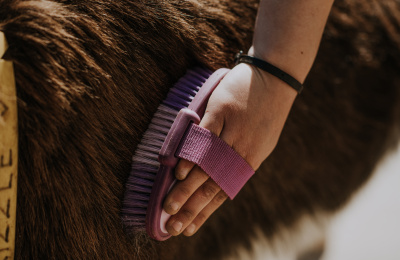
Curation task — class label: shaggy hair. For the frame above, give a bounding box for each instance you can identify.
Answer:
[0,0,399,259]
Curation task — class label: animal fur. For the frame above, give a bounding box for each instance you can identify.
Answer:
[0,0,399,259]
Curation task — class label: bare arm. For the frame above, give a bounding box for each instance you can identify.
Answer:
[251,0,334,83]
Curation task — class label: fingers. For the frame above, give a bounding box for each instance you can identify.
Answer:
[163,165,209,215]
[164,89,228,235]
[166,178,225,236]
[182,190,228,236]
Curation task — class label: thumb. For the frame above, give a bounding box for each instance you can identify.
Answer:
[199,105,225,137]
[174,93,226,180]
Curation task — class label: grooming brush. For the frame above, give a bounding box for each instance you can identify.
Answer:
[122,67,230,241]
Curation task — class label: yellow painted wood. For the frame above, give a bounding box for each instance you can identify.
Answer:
[0,32,18,260]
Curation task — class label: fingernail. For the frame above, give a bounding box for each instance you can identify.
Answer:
[172,221,183,233]
[169,202,179,212]
[186,224,196,234]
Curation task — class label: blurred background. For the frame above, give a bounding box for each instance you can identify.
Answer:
[322,143,400,260]
[233,143,400,260]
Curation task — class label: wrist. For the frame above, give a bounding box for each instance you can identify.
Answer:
[248,45,309,84]
[235,51,303,94]
[234,63,297,107]
[254,64,298,103]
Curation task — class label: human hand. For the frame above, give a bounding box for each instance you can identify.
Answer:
[163,62,297,236]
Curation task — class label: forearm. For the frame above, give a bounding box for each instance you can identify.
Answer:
[250,0,334,83]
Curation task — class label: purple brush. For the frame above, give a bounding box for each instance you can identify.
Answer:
[122,67,230,240]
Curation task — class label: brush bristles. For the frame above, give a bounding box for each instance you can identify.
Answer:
[122,67,212,232]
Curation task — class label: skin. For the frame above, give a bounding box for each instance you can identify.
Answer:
[163,0,335,237]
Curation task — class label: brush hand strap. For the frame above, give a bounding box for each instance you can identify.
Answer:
[175,123,255,199]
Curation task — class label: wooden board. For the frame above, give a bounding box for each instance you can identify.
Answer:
[0,32,18,260]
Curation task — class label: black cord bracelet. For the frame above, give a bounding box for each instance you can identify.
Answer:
[234,51,303,94]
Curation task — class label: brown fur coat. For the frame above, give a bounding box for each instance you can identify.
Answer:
[1,0,400,259]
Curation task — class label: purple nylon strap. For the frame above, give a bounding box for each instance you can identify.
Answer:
[176,123,255,199]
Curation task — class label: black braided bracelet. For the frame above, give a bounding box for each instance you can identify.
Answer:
[234,51,303,94]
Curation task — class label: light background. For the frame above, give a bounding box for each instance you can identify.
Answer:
[244,143,400,260]
[322,143,400,260]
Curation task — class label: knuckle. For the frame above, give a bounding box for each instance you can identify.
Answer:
[196,213,208,224]
[199,182,219,200]
[180,209,194,221]
[214,192,228,204]
[176,185,193,198]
